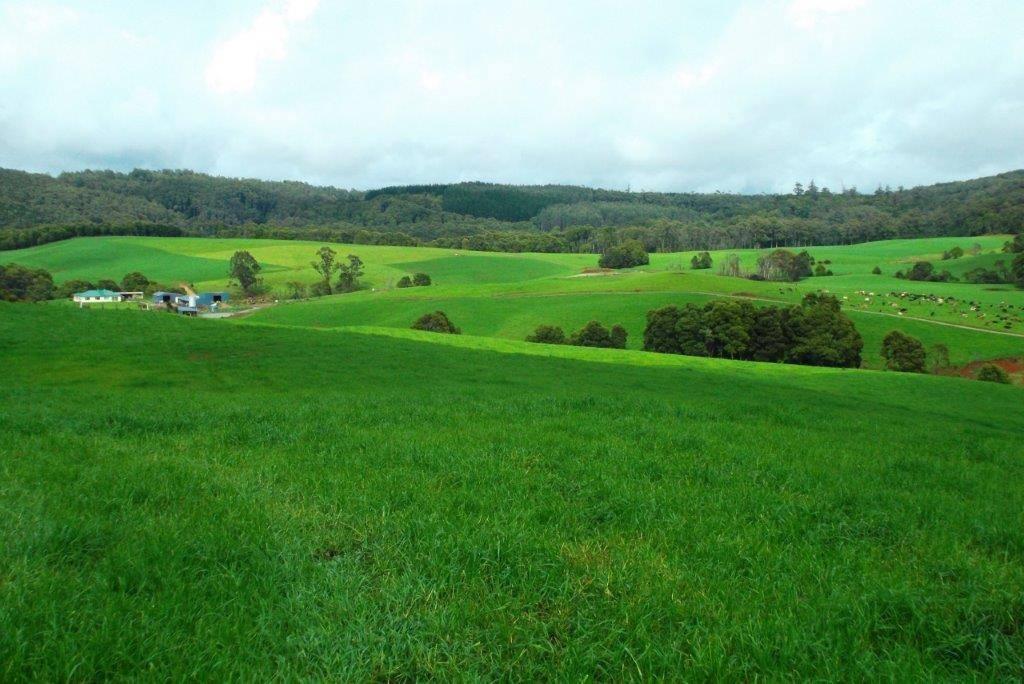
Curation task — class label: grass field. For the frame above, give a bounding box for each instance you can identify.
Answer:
[1,303,1023,679]
[2,234,1022,372]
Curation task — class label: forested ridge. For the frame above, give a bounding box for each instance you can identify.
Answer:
[2,167,1022,253]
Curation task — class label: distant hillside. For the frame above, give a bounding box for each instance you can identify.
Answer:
[0,169,181,227]
[1,167,1022,253]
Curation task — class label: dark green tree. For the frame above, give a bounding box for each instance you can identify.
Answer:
[412,311,460,334]
[881,330,927,372]
[526,325,566,344]
[598,239,649,269]
[702,300,754,359]
[674,304,710,357]
[976,364,1010,384]
[749,307,788,362]
[907,261,934,281]
[1012,253,1024,288]
[311,246,338,295]
[569,321,617,348]
[336,254,364,292]
[690,251,713,269]
[643,306,684,354]
[396,276,413,288]
[121,272,151,291]
[412,272,431,286]
[794,251,815,277]
[784,294,863,368]
[97,279,120,291]
[229,250,262,295]
[56,278,96,298]
[609,325,628,349]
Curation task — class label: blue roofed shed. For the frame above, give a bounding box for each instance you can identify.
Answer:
[196,292,229,306]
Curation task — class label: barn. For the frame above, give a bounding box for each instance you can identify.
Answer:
[152,291,185,305]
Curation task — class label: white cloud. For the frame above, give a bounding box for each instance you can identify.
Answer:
[0,2,78,67]
[204,0,320,95]
[1,0,1022,192]
[788,0,868,30]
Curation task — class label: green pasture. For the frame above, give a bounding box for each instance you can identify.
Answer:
[248,288,1023,368]
[3,235,1022,365]
[1,304,1022,679]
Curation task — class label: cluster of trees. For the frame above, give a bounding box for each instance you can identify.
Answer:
[691,252,712,269]
[55,272,180,299]
[598,239,649,269]
[903,238,1024,287]
[0,264,180,302]
[310,246,364,296]
[4,166,1023,256]
[526,321,627,349]
[397,273,431,288]
[0,263,54,301]
[895,261,955,282]
[963,261,1012,284]
[411,311,460,334]
[708,248,828,282]
[753,249,815,281]
[880,331,1014,383]
[232,246,370,299]
[643,294,863,368]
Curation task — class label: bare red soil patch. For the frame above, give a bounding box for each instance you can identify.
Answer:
[956,357,1024,381]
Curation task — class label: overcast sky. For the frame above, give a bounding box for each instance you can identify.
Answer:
[1,0,1022,193]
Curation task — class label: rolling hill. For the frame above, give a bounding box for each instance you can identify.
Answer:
[1,303,1022,679]
[3,234,1022,371]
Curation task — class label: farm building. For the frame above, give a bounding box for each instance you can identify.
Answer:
[196,292,229,307]
[152,290,229,314]
[73,289,122,306]
[152,291,185,305]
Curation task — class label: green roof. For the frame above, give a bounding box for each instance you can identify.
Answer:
[74,289,120,298]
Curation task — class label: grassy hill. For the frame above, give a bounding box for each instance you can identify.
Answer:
[4,234,1019,370]
[1,304,1022,678]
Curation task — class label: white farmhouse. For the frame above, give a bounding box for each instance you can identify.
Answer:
[72,289,123,307]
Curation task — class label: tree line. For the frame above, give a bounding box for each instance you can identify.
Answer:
[0,264,184,302]
[2,167,1022,255]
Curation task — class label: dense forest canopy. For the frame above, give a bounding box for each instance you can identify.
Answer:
[1,167,1022,253]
